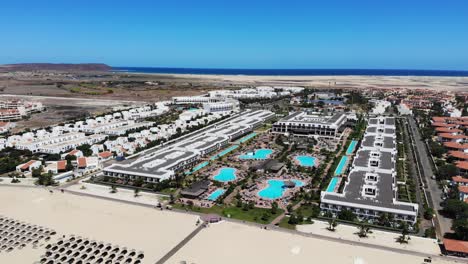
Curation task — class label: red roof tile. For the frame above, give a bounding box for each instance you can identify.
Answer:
[444,239,468,254]
[20,160,38,170]
[57,160,67,171]
[459,186,468,193]
[456,161,468,170]
[435,127,463,133]
[444,142,468,150]
[98,151,113,159]
[449,151,468,161]
[452,176,468,184]
[438,133,468,139]
[432,122,457,127]
[77,157,87,168]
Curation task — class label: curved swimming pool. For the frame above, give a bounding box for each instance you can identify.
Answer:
[213,167,237,182]
[295,155,316,167]
[258,179,304,200]
[207,188,225,201]
[239,149,273,160]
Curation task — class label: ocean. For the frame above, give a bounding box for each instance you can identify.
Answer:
[112,67,468,77]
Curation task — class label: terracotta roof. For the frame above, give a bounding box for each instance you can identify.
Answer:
[452,176,468,183]
[444,239,468,254]
[67,149,80,156]
[438,133,468,139]
[57,160,67,171]
[456,161,468,170]
[432,122,457,127]
[20,160,38,170]
[98,151,113,159]
[449,151,468,161]
[77,157,87,168]
[0,122,8,127]
[444,142,468,150]
[435,127,463,133]
[459,186,468,193]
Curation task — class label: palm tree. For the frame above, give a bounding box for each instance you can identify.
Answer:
[357,222,371,238]
[134,188,140,197]
[110,185,117,193]
[397,222,411,244]
[328,218,338,232]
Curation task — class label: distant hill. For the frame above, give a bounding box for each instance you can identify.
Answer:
[0,63,112,72]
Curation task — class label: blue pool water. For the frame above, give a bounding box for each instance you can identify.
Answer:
[188,108,199,111]
[207,189,225,201]
[185,161,209,175]
[295,155,316,167]
[210,145,239,161]
[237,132,257,144]
[346,140,358,155]
[334,156,348,175]
[239,149,273,160]
[258,179,304,199]
[326,177,340,192]
[213,167,237,182]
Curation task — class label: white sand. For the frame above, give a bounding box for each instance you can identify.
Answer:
[297,220,441,255]
[163,74,468,91]
[0,186,198,263]
[66,181,166,206]
[0,186,462,264]
[169,222,457,264]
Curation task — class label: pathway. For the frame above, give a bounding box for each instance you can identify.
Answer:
[154,224,206,264]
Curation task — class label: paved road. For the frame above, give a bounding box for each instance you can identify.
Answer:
[407,117,453,237]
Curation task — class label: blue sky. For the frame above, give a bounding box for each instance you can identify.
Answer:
[1,0,468,70]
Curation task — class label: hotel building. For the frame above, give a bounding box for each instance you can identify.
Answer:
[271,112,347,139]
[320,117,419,225]
[103,110,275,182]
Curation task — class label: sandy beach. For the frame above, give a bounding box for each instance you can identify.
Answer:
[168,221,457,264]
[0,186,198,263]
[0,185,464,264]
[161,73,468,92]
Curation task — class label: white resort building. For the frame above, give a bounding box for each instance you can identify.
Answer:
[272,112,348,140]
[320,117,419,225]
[103,110,275,182]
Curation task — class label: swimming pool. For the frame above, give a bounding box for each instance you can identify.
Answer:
[188,108,199,111]
[346,140,358,155]
[326,177,340,192]
[295,155,316,167]
[236,132,257,144]
[334,156,348,175]
[213,167,237,182]
[210,145,239,161]
[239,149,273,160]
[185,161,209,175]
[207,189,225,201]
[258,179,304,199]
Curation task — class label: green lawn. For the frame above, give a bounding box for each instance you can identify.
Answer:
[278,216,296,230]
[173,204,283,224]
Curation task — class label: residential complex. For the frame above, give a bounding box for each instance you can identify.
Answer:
[0,99,44,121]
[321,116,419,224]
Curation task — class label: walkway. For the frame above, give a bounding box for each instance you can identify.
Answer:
[155,224,206,264]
